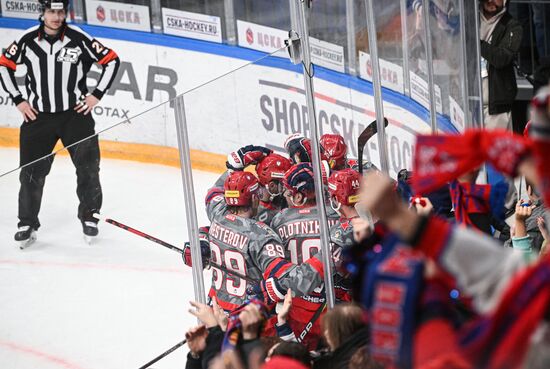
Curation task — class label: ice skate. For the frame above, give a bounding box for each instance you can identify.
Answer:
[82,221,99,244]
[15,226,37,249]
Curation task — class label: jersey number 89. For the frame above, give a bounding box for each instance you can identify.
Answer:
[210,242,247,297]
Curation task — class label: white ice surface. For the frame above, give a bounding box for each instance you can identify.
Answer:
[0,147,217,369]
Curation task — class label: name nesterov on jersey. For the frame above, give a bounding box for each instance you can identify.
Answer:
[210,223,249,250]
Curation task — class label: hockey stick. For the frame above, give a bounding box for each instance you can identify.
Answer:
[138,338,187,369]
[296,273,346,342]
[358,118,388,175]
[95,215,255,283]
[297,301,326,343]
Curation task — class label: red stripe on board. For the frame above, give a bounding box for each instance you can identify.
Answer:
[0,339,93,369]
[313,92,337,104]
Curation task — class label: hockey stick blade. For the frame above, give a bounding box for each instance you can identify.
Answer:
[358,118,388,175]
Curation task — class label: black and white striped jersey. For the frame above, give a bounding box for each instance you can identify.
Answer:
[0,22,120,113]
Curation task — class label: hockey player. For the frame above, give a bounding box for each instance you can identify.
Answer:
[284,134,312,164]
[225,144,291,224]
[283,133,338,221]
[204,170,326,313]
[255,153,292,224]
[270,162,340,349]
[320,134,350,170]
[326,168,374,304]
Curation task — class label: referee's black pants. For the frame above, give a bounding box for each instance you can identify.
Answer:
[18,110,102,229]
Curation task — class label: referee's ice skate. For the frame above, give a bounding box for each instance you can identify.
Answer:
[14,225,37,249]
[82,221,99,244]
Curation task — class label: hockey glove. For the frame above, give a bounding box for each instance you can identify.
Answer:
[246,277,286,304]
[183,226,211,269]
[226,145,272,171]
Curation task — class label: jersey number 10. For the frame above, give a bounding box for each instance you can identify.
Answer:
[288,238,321,264]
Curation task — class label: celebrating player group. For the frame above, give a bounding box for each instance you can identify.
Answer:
[181,132,375,349]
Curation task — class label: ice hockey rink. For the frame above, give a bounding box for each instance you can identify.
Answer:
[0,147,217,369]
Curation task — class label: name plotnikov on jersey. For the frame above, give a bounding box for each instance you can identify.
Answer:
[277,220,320,239]
[210,223,248,250]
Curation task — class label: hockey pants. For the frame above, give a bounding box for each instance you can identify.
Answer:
[18,110,102,229]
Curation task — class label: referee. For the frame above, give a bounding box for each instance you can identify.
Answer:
[0,0,120,246]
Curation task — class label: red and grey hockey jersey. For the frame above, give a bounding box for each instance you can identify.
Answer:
[270,206,340,349]
[205,184,325,312]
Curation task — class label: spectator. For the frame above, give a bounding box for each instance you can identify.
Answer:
[505,184,546,253]
[537,216,550,256]
[479,0,523,130]
[268,341,312,368]
[185,300,226,369]
[347,347,384,369]
[531,3,550,61]
[313,304,370,369]
[508,200,537,261]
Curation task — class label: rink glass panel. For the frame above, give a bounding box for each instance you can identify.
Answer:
[0,98,195,248]
[181,52,341,303]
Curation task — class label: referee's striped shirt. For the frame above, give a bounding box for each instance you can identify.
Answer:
[0,22,120,113]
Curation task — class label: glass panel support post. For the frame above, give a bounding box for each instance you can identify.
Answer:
[295,0,336,309]
[364,0,390,173]
[224,0,237,45]
[421,0,439,133]
[174,95,207,305]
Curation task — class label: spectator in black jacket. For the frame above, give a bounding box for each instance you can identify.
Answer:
[480,0,522,130]
[185,300,227,369]
[313,304,380,369]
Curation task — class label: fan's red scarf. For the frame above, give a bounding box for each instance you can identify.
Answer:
[449,181,491,228]
[413,130,531,195]
[460,254,550,369]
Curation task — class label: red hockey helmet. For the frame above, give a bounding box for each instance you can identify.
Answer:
[284,134,312,164]
[320,134,347,169]
[256,153,292,186]
[224,171,260,206]
[328,168,361,206]
[284,162,316,199]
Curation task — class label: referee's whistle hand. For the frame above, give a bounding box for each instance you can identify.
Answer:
[16,101,38,122]
[75,95,99,115]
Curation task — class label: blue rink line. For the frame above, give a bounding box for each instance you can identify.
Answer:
[0,17,457,134]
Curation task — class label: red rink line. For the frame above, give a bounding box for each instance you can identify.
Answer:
[0,340,92,369]
[0,259,187,274]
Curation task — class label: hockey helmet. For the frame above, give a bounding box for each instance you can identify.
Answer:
[284,134,312,164]
[328,168,361,207]
[256,153,292,186]
[283,162,316,200]
[39,0,69,11]
[224,171,260,206]
[320,134,347,169]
